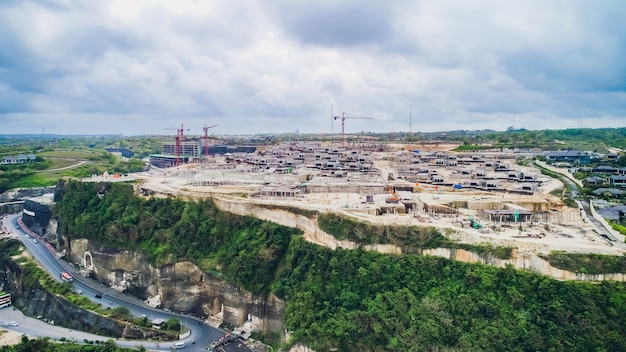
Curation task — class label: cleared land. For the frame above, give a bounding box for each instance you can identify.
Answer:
[117,142,625,261]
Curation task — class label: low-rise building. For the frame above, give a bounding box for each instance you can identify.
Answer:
[545,150,591,164]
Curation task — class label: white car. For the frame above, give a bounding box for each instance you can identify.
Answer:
[10,321,18,327]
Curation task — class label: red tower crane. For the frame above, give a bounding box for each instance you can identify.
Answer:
[202,124,218,157]
[333,112,374,146]
[164,124,190,166]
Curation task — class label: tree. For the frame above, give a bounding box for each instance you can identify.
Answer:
[164,318,181,331]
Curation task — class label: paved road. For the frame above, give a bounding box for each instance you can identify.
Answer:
[34,160,89,173]
[2,213,254,352]
[536,161,623,245]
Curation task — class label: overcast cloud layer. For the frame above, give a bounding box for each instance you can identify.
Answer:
[1,0,625,136]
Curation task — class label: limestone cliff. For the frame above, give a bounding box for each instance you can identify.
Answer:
[0,186,55,203]
[1,248,172,340]
[66,238,285,334]
[22,199,60,245]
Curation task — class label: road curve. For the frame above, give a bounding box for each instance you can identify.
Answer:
[2,213,254,352]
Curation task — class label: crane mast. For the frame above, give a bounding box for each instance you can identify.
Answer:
[164,124,190,166]
[202,124,218,157]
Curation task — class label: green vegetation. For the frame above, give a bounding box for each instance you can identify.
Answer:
[534,162,578,208]
[318,213,514,259]
[9,164,105,189]
[257,204,319,218]
[540,251,626,275]
[0,239,161,333]
[456,243,514,260]
[609,221,626,236]
[0,148,145,192]
[51,182,626,351]
[452,127,626,151]
[452,144,492,152]
[37,150,101,160]
[107,136,171,159]
[0,335,140,352]
[163,318,181,332]
[55,181,298,295]
[318,213,448,247]
[275,238,626,351]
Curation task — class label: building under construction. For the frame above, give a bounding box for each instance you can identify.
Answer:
[150,138,258,168]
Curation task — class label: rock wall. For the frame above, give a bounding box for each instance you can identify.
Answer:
[211,195,626,282]
[30,187,626,344]
[0,186,55,203]
[2,252,124,337]
[22,199,56,240]
[212,196,356,251]
[66,238,285,334]
[0,201,23,215]
[289,345,316,352]
[1,249,174,340]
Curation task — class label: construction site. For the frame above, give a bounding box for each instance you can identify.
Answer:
[77,122,626,274]
[73,123,611,265]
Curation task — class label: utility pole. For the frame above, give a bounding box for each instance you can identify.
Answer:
[409,106,412,134]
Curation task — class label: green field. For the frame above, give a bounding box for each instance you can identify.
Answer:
[9,165,101,188]
[37,150,99,159]
[1,147,145,192]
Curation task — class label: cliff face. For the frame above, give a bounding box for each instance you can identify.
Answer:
[0,186,56,203]
[1,249,175,340]
[0,187,56,215]
[22,199,53,235]
[67,238,285,333]
[2,253,124,337]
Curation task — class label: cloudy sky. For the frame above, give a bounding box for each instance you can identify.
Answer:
[1,0,625,136]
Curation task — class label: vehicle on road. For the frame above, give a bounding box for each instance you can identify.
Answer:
[1,322,8,327]
[60,272,73,283]
[10,321,18,326]
[95,293,102,299]
[174,341,186,349]
[75,289,82,294]
[32,239,37,243]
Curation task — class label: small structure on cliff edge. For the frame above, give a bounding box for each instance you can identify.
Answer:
[151,318,166,329]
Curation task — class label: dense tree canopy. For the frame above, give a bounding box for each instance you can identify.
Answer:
[54,181,626,351]
[54,181,297,294]
[273,238,626,351]
[0,336,138,352]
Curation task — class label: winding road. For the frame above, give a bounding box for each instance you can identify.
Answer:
[1,213,254,352]
[535,161,624,245]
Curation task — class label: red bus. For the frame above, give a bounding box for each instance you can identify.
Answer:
[60,272,73,283]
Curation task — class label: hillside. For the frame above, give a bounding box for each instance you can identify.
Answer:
[53,181,626,351]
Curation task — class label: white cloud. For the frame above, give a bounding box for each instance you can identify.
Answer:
[0,0,624,135]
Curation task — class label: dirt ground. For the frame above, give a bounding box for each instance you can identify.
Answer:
[0,329,23,347]
[117,148,626,258]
